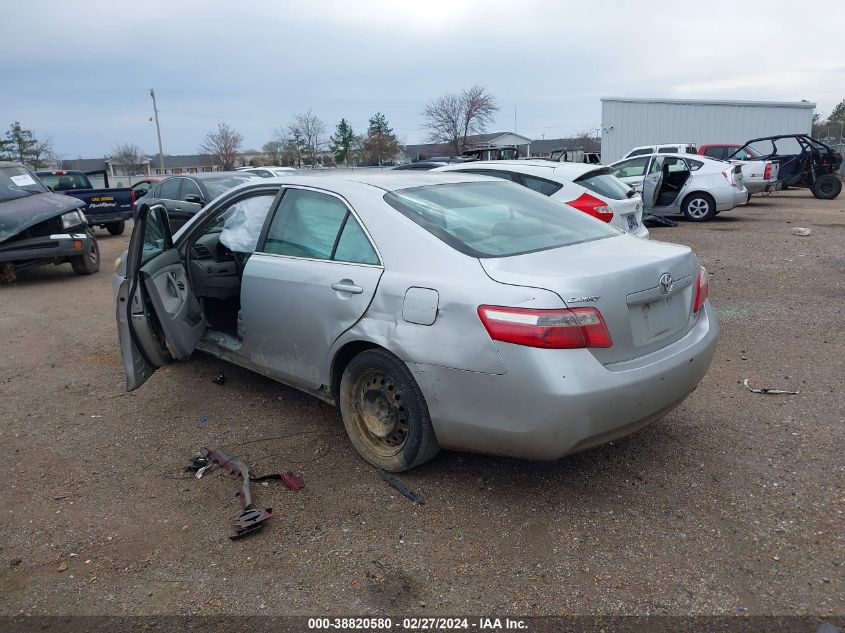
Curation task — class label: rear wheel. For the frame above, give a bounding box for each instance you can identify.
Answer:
[107,221,126,236]
[811,174,842,200]
[71,233,100,275]
[681,192,716,222]
[339,348,439,472]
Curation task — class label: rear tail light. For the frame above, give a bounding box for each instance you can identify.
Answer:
[565,193,613,223]
[721,167,740,187]
[764,162,772,181]
[693,266,709,315]
[130,189,136,211]
[477,305,612,349]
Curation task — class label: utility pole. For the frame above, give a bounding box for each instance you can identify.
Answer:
[149,89,165,173]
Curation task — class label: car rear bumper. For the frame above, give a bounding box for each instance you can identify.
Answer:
[0,231,91,264]
[86,210,132,224]
[408,302,719,461]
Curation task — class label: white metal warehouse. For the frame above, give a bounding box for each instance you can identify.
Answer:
[600,97,816,162]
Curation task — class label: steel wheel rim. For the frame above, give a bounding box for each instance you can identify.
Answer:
[88,242,98,264]
[820,181,834,195]
[349,370,408,457]
[687,198,709,218]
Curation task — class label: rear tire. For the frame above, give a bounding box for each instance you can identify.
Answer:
[811,174,842,200]
[71,233,100,275]
[107,221,126,236]
[339,348,439,472]
[681,192,716,222]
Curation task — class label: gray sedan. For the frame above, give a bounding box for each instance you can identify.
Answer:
[115,173,719,471]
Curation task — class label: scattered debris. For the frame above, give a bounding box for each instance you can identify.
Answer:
[200,447,274,540]
[251,471,305,491]
[791,227,812,236]
[642,213,679,228]
[376,468,425,505]
[212,370,226,386]
[743,378,800,395]
[185,457,210,474]
[199,415,209,425]
[0,263,15,285]
[9,558,21,568]
[57,562,67,572]
[195,464,212,479]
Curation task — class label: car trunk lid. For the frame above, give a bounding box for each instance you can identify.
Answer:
[479,235,700,364]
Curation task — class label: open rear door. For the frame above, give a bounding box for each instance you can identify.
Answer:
[640,156,664,210]
[115,204,205,391]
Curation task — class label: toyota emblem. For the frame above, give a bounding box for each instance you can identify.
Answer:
[658,273,674,295]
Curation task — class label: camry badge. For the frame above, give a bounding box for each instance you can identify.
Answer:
[658,273,674,295]
[568,295,601,303]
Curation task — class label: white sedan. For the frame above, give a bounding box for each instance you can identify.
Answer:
[608,154,748,222]
[434,160,649,238]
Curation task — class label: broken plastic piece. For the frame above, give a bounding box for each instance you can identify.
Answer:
[743,378,799,395]
[376,468,425,505]
[230,507,273,540]
[642,213,678,228]
[212,370,226,385]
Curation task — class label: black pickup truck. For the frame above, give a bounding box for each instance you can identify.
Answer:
[36,169,134,235]
[0,162,100,281]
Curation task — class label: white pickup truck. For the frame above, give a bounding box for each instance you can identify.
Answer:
[697,144,779,200]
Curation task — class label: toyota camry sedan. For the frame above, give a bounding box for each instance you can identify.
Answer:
[115,172,719,471]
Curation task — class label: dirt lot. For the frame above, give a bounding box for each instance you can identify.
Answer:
[0,190,843,617]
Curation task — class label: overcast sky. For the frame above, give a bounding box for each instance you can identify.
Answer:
[2,0,843,159]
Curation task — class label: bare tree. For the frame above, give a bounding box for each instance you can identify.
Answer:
[286,109,326,166]
[199,122,243,170]
[111,142,145,176]
[262,139,285,165]
[422,86,499,155]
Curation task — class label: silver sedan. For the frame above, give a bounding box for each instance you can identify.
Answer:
[115,173,719,471]
[609,153,748,221]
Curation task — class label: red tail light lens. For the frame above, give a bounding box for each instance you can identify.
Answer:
[565,193,613,223]
[478,305,613,349]
[693,266,709,315]
[763,162,772,181]
[130,189,136,211]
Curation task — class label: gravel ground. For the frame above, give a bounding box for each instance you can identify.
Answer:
[0,190,843,617]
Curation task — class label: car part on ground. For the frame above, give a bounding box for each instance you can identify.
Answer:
[728,135,842,199]
[199,446,274,540]
[375,468,426,504]
[742,378,800,395]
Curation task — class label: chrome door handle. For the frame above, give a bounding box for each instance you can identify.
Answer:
[331,282,363,294]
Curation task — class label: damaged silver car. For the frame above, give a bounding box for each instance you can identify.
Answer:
[115,173,718,471]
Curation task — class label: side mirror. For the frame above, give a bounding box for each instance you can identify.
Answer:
[184,194,202,204]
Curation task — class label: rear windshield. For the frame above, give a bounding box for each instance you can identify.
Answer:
[204,176,255,199]
[383,181,618,258]
[573,169,632,200]
[0,165,48,202]
[38,172,91,190]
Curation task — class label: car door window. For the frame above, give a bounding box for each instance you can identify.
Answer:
[462,169,518,182]
[181,178,202,201]
[612,157,649,178]
[704,147,725,159]
[333,216,379,265]
[648,157,664,174]
[665,157,688,172]
[141,206,171,266]
[519,174,562,196]
[262,189,349,260]
[159,178,181,200]
[658,146,677,153]
[627,148,653,157]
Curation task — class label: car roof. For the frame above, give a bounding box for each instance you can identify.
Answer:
[164,171,253,180]
[436,159,600,179]
[235,171,497,193]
